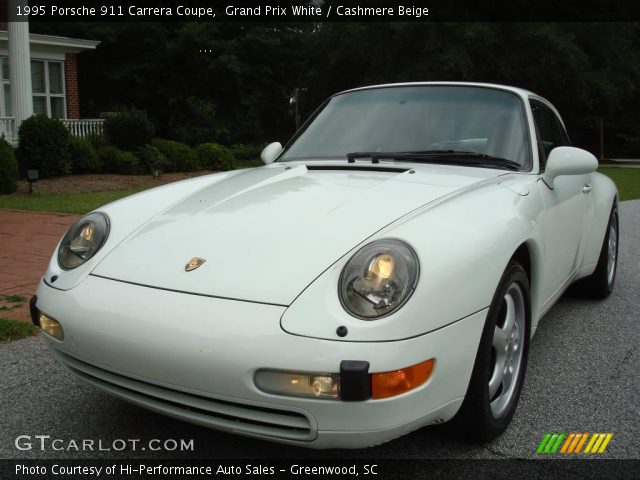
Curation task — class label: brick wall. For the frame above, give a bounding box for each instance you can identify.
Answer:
[65,53,80,119]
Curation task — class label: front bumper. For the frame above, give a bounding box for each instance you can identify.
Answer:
[35,275,485,449]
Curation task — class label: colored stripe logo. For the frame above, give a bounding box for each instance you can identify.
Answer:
[537,433,613,454]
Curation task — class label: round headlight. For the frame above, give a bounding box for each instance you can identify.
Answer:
[339,239,419,319]
[58,212,110,270]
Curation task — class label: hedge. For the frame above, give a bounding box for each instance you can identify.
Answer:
[69,137,102,174]
[104,111,154,151]
[0,138,18,194]
[196,143,235,171]
[17,115,70,178]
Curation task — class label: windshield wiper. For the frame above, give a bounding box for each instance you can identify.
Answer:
[346,150,521,171]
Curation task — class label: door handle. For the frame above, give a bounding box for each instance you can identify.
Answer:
[582,184,592,194]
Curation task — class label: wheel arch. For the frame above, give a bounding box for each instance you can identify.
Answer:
[510,239,545,337]
[580,172,619,270]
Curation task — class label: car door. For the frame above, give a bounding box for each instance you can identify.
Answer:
[532,100,589,303]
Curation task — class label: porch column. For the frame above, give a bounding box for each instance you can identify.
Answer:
[8,0,33,137]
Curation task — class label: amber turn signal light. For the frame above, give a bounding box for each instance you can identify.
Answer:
[371,359,434,399]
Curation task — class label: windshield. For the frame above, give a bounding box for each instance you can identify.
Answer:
[281,86,531,169]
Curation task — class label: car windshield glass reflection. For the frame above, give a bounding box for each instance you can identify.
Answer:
[281,86,530,169]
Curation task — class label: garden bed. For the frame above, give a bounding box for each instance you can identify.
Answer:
[10,171,213,195]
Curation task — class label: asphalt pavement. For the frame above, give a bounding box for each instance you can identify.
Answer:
[1,201,638,461]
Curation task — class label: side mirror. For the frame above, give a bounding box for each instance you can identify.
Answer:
[544,146,598,187]
[260,142,283,164]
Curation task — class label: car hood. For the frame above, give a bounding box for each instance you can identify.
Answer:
[93,163,503,305]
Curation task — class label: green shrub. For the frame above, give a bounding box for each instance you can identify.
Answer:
[97,145,121,173]
[97,145,144,175]
[152,139,199,172]
[86,132,107,150]
[136,145,168,174]
[17,115,70,177]
[68,137,102,174]
[230,144,262,161]
[0,138,18,194]
[104,111,154,151]
[114,151,143,175]
[234,157,264,169]
[196,143,235,171]
[230,144,263,169]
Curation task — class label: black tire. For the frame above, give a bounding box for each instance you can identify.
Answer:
[449,260,531,441]
[574,205,618,299]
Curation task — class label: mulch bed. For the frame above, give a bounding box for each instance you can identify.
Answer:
[12,171,214,195]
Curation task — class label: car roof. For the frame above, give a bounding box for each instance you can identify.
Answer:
[337,81,538,100]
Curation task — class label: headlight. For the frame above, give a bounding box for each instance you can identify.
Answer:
[39,313,64,341]
[58,212,110,270]
[339,239,419,319]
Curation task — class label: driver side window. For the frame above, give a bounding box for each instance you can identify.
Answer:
[530,101,569,169]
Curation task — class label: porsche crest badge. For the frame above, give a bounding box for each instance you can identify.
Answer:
[185,257,206,272]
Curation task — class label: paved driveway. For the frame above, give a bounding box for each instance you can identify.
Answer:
[0,201,638,460]
[0,210,79,320]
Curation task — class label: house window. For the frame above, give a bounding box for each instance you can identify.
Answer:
[0,57,10,117]
[32,59,66,119]
[0,57,66,119]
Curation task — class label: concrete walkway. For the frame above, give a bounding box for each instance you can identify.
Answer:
[0,210,79,321]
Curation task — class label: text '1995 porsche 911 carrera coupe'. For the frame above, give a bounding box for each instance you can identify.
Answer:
[32,83,618,448]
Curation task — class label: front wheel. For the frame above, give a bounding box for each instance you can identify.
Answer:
[450,260,531,441]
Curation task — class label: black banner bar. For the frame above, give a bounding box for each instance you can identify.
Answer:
[2,459,640,480]
[3,0,640,23]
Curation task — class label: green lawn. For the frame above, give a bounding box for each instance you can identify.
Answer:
[598,167,640,201]
[0,167,637,215]
[0,317,38,342]
[0,188,146,215]
[0,295,26,313]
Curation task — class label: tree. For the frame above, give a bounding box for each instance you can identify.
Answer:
[31,21,640,157]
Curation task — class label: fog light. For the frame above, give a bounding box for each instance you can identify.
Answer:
[255,370,340,399]
[39,313,64,341]
[371,359,434,399]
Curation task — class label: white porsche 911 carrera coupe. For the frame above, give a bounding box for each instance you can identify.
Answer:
[32,82,618,448]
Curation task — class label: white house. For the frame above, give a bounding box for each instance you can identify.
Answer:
[0,13,103,144]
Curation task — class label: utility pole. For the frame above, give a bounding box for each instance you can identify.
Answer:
[292,87,307,130]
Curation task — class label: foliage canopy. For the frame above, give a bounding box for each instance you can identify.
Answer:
[32,21,640,157]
